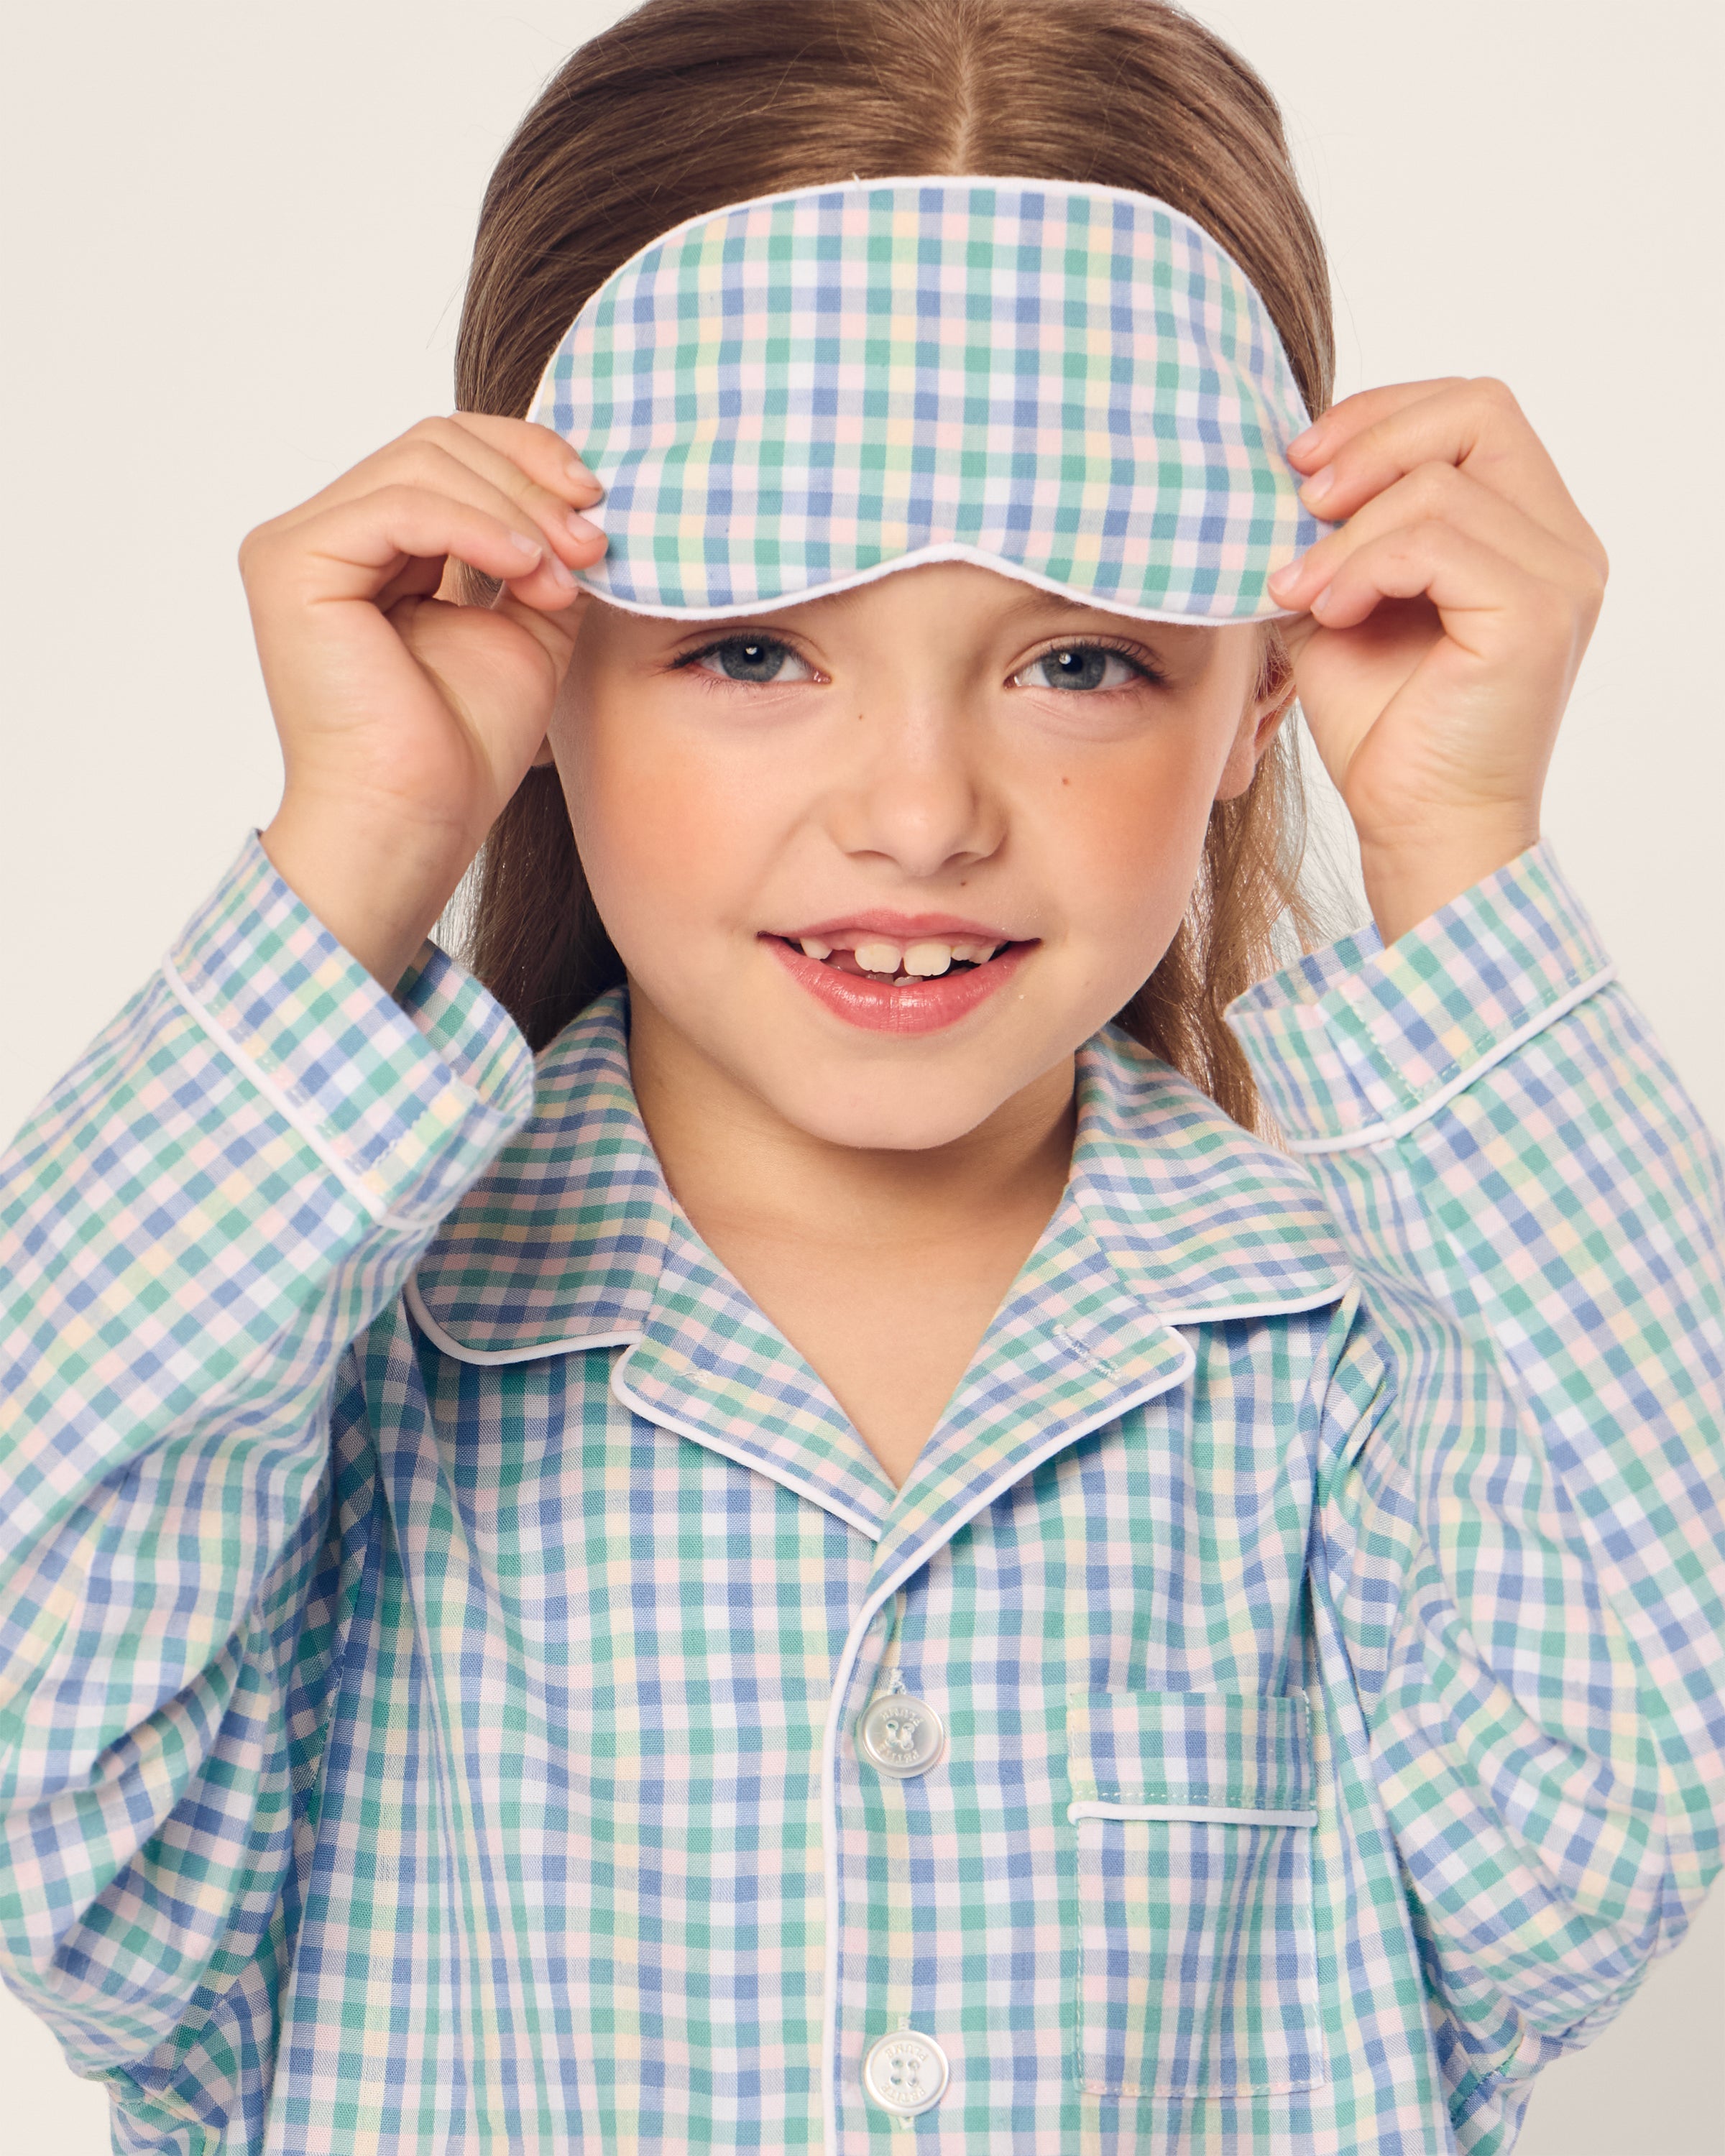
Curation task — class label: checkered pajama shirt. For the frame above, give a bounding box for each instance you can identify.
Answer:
[1,834,1721,2154]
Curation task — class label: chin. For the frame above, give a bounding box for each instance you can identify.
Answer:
[755,1051,1048,1153]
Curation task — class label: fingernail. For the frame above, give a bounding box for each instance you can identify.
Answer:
[547,555,577,588]
[508,530,542,556]
[566,511,603,540]
[1301,464,1336,508]
[1310,581,1334,615]
[1288,424,1320,454]
[1267,561,1300,599]
[566,457,602,494]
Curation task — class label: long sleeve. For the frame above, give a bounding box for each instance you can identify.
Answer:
[1227,841,1725,2121]
[0,831,535,2081]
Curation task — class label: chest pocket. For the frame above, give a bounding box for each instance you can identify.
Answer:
[1066,1689,1325,2102]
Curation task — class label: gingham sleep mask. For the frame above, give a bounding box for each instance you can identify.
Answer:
[526,175,1329,623]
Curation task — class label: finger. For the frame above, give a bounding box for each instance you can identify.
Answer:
[1269,460,1604,617]
[247,483,584,612]
[489,579,592,673]
[1287,379,1467,466]
[1274,609,1322,667]
[377,433,608,580]
[442,411,604,505]
[263,413,604,547]
[266,426,607,586]
[413,415,607,559]
[1292,379,1604,567]
[373,549,449,613]
[1304,518,1575,661]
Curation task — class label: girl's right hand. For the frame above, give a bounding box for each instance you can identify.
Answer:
[243,414,603,989]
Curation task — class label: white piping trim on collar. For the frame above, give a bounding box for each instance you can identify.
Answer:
[402,1271,642,1366]
[402,1269,1353,1368]
[1109,1280,1353,1327]
[816,1331,1197,2155]
[1286,964,1616,1156]
[610,1348,887,1544]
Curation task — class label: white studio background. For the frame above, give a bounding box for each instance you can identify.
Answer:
[1,3,1721,2150]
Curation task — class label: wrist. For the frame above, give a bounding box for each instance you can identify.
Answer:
[259,798,472,991]
[1358,820,1540,946]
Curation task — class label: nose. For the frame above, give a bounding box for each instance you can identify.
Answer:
[823,695,1006,880]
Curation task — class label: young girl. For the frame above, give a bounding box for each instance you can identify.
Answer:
[3,3,1721,2152]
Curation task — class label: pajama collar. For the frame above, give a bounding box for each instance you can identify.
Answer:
[407,989,1351,1374]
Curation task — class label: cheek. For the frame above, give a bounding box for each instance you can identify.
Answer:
[569,726,702,927]
[1051,735,1225,948]
[561,701,786,954]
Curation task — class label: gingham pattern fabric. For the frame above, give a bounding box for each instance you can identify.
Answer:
[2,834,1722,2156]
[526,177,1330,622]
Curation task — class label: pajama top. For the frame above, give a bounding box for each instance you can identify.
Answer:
[1,831,1722,2156]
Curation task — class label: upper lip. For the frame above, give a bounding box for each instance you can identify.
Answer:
[769,910,1030,944]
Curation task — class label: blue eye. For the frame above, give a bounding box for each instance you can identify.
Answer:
[686,636,813,684]
[1016,646,1145,691]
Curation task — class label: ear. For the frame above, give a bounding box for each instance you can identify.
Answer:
[1213,632,1297,802]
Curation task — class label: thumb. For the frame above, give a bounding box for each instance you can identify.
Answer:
[491,579,590,688]
[1276,610,1320,664]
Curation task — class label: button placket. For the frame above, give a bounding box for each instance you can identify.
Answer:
[845,1590,953,2124]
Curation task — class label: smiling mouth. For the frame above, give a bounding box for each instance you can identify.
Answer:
[765,931,1017,984]
[762,927,1034,1034]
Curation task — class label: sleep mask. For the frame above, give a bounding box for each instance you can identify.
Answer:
[526,174,1328,623]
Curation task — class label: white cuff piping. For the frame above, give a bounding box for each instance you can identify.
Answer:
[1284,964,1616,1156]
[160,952,466,1237]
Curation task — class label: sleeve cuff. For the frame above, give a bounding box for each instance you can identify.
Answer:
[163,831,538,1226]
[1225,840,1617,1146]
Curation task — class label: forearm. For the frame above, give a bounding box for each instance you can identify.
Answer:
[1233,841,1725,1929]
[0,831,535,2053]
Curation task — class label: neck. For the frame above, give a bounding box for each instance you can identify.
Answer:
[626,990,1078,1263]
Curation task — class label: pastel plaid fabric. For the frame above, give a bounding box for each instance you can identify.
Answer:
[526,177,1329,622]
[2,836,1724,2155]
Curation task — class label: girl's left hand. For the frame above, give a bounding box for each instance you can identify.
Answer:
[1266,377,1608,944]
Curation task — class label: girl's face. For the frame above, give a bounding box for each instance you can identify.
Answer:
[543,563,1287,1151]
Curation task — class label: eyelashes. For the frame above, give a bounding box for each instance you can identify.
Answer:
[670,631,1167,692]
[671,636,818,686]
[1009,644,1163,693]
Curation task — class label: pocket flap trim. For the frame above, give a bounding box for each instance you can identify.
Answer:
[1067,1799,1317,1827]
[1066,1687,1314,1816]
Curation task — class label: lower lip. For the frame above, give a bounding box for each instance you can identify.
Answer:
[764,938,1032,1035]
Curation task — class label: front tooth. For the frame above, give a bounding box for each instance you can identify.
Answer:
[852,939,903,976]
[951,941,998,964]
[903,941,953,977]
[799,936,832,960]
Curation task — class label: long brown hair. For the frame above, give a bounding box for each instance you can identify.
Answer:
[451,0,1336,1130]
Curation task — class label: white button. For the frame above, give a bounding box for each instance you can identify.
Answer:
[862,2027,949,2115]
[858,1692,946,1778]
